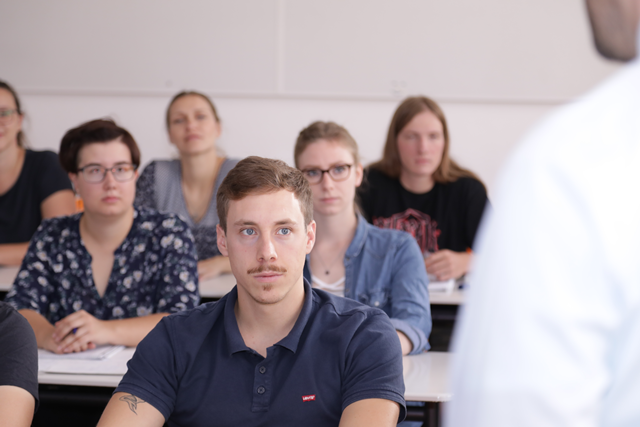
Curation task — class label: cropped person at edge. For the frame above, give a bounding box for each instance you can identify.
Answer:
[0,80,75,266]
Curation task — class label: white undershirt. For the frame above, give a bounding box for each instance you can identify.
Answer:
[311,274,345,297]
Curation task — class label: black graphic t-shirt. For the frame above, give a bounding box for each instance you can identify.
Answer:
[358,168,489,253]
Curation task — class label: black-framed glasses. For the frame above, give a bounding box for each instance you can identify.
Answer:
[0,109,17,124]
[77,164,137,183]
[301,164,352,184]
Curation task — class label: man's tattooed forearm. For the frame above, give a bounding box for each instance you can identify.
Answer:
[120,394,146,415]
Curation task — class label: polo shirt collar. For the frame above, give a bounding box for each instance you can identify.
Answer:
[275,278,314,353]
[223,287,247,355]
[345,213,368,259]
[223,279,315,356]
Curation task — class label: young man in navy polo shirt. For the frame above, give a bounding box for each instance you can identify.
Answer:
[97,156,406,427]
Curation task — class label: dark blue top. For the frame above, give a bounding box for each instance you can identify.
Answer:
[0,302,39,410]
[116,280,406,426]
[304,214,431,354]
[0,149,72,244]
[5,207,199,323]
[358,169,489,253]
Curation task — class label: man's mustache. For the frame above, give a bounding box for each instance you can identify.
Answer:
[247,265,287,275]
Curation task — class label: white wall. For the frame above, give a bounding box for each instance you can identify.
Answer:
[1,0,621,194]
[19,94,555,193]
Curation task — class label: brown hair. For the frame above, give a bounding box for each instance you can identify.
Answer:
[165,91,220,129]
[370,96,484,189]
[0,80,25,147]
[294,121,360,167]
[59,119,141,173]
[217,156,314,232]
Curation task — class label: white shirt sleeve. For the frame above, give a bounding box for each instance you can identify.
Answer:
[446,61,640,427]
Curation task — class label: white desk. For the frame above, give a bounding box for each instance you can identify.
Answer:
[404,352,451,402]
[4,266,462,307]
[428,289,464,305]
[0,266,18,292]
[202,273,464,305]
[39,372,121,388]
[199,273,236,299]
[0,267,232,298]
[0,267,234,297]
[38,347,135,388]
[38,349,452,403]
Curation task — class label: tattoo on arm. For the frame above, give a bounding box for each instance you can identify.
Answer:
[119,394,147,415]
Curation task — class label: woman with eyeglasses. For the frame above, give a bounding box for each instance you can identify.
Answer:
[0,80,76,266]
[358,96,489,282]
[5,119,199,354]
[135,91,238,280]
[294,121,431,355]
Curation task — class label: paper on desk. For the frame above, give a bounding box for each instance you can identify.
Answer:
[38,347,134,375]
[39,358,129,375]
[38,345,125,360]
[427,278,455,293]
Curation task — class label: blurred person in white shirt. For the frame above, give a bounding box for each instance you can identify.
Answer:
[447,1,640,426]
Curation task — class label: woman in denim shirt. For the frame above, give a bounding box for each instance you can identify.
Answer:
[295,121,431,355]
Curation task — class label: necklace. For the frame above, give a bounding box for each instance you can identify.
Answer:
[314,245,348,275]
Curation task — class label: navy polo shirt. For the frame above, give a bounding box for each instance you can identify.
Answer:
[116,280,406,426]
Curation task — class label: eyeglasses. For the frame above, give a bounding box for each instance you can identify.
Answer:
[0,109,18,125]
[77,164,137,183]
[301,164,352,184]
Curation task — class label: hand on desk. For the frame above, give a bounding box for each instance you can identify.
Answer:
[52,310,108,353]
[18,309,95,354]
[424,250,471,281]
[20,308,168,353]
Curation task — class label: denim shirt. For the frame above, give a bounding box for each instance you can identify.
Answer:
[304,214,431,354]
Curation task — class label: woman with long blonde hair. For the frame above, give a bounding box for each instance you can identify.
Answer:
[359,96,489,281]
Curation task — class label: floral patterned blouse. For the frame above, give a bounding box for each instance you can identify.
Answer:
[5,207,200,323]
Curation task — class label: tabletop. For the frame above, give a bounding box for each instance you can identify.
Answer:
[0,266,18,292]
[38,348,452,403]
[2,267,464,304]
[201,273,464,305]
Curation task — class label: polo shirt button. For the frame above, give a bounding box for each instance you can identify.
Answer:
[374,301,380,307]
[259,366,266,374]
[257,386,266,394]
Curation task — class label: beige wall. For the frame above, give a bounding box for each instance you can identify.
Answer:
[1,0,621,194]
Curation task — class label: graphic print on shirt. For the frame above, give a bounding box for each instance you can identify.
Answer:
[373,208,440,253]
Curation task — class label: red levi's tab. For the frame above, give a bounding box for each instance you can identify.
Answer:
[302,395,316,402]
